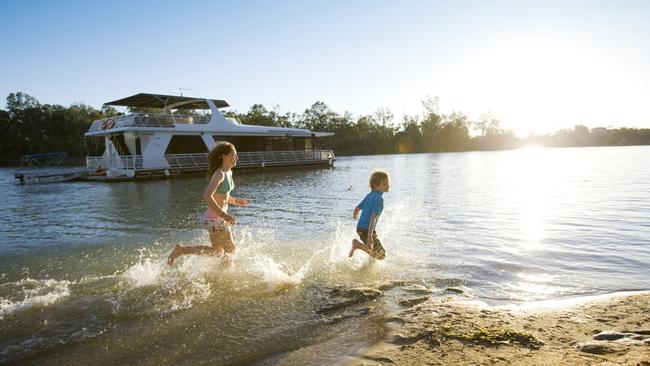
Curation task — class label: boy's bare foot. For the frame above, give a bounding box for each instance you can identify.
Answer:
[349,239,361,257]
[167,244,184,267]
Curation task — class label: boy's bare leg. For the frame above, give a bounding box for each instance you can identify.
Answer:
[349,239,374,257]
[349,239,363,257]
[349,240,384,260]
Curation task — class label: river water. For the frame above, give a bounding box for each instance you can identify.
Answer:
[1,146,649,364]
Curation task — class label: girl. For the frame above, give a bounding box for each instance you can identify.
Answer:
[167,142,248,267]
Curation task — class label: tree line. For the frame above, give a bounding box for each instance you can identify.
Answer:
[1,92,649,166]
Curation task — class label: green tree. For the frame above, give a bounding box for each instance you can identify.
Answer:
[299,101,338,131]
[421,113,442,152]
[6,92,40,118]
[475,112,502,137]
[420,97,443,152]
[439,111,470,151]
[237,104,285,127]
[372,107,394,127]
[395,115,422,153]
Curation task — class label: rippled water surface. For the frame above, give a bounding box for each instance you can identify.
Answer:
[1,146,649,364]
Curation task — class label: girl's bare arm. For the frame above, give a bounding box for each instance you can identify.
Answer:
[228,196,249,206]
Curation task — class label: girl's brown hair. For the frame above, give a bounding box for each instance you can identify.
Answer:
[369,170,389,189]
[207,142,235,178]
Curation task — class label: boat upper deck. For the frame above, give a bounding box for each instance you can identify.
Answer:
[86,92,334,138]
[87,113,211,133]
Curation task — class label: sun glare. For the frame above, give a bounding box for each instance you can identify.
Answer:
[520,143,541,150]
[511,148,548,251]
[451,32,611,136]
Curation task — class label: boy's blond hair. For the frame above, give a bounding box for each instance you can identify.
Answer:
[369,170,389,189]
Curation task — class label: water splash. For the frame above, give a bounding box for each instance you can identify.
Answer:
[0,278,72,319]
[121,250,166,288]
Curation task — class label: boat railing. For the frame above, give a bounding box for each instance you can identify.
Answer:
[118,155,144,170]
[86,155,143,170]
[86,156,107,170]
[88,113,211,132]
[87,150,334,171]
[236,150,334,166]
[165,153,209,169]
[165,150,335,169]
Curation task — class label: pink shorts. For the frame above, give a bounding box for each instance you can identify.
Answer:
[204,209,229,233]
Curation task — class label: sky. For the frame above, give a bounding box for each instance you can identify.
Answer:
[1,0,649,136]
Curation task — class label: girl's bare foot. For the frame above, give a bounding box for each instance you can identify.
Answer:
[222,254,233,268]
[167,244,184,267]
[349,239,361,257]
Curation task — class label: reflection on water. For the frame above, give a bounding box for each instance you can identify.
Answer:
[1,146,650,364]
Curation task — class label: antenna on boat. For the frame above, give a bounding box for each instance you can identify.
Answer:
[179,87,192,97]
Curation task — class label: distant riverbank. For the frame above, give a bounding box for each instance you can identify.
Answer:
[2,92,650,166]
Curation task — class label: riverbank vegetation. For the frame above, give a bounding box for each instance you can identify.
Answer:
[2,92,649,166]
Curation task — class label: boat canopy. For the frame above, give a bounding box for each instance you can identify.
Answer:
[104,93,229,109]
[21,152,68,159]
[20,152,68,167]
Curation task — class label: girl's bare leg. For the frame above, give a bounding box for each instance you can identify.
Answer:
[167,244,220,267]
[211,226,235,267]
[167,225,234,267]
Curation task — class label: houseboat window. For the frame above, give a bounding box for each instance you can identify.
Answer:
[293,137,305,151]
[266,137,294,151]
[311,135,322,150]
[165,135,208,154]
[135,137,142,155]
[212,136,266,152]
[210,136,313,152]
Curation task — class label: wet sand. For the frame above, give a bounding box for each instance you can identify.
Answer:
[347,291,650,366]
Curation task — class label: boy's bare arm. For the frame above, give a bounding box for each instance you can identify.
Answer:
[353,206,360,219]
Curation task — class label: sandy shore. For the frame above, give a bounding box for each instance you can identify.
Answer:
[347,291,650,366]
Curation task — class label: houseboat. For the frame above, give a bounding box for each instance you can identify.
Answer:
[83,93,335,181]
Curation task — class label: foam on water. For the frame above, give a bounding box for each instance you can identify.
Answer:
[121,251,166,288]
[0,278,72,319]
[493,290,650,312]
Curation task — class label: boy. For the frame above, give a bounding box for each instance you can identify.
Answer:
[349,170,389,260]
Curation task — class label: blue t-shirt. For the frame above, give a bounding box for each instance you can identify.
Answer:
[356,190,384,230]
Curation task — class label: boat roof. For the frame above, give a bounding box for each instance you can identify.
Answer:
[103,93,229,109]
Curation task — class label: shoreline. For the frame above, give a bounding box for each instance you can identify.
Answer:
[346,290,650,365]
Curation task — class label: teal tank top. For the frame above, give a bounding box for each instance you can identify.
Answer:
[215,170,234,194]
